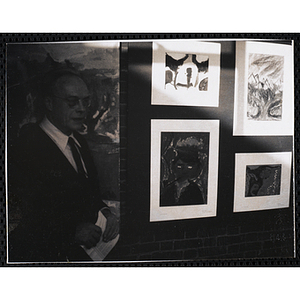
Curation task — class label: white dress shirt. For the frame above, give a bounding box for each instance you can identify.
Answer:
[39,117,87,174]
[40,117,111,215]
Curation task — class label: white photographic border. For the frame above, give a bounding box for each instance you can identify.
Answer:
[233,41,294,136]
[150,119,219,222]
[151,41,221,107]
[233,152,292,213]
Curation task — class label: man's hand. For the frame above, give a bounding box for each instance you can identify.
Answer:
[75,222,102,249]
[101,208,119,242]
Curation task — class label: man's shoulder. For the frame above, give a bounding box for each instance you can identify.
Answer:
[18,122,50,149]
[19,122,43,138]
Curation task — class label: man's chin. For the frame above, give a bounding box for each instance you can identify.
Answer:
[71,120,85,132]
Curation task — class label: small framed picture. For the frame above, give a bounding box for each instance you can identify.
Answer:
[151,41,221,107]
[150,119,219,222]
[233,41,294,136]
[233,152,292,212]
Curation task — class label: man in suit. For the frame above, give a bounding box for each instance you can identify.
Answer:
[8,69,119,262]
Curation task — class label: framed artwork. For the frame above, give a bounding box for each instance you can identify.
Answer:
[233,152,292,212]
[150,119,219,222]
[151,41,221,107]
[233,41,294,136]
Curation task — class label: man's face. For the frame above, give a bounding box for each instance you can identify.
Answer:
[47,75,90,135]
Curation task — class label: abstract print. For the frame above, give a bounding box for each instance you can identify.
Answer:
[245,164,281,197]
[165,52,209,91]
[247,54,284,121]
[160,132,209,206]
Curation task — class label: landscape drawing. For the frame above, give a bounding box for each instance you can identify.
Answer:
[160,132,209,206]
[247,53,284,121]
[165,52,209,91]
[245,164,282,197]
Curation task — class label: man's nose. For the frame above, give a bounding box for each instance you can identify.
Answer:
[75,99,86,112]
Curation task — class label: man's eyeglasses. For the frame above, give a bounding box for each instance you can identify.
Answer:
[52,95,91,108]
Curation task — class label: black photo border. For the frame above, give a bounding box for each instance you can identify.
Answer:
[0,32,299,267]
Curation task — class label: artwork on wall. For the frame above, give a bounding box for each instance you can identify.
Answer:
[233,41,294,136]
[150,119,219,222]
[151,41,221,107]
[233,152,292,212]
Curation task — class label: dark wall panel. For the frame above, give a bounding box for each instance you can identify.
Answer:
[110,41,294,261]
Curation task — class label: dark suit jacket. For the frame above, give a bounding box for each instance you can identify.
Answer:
[8,123,107,262]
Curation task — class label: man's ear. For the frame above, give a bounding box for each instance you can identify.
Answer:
[45,97,53,111]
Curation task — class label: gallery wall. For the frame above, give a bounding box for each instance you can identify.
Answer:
[109,40,294,261]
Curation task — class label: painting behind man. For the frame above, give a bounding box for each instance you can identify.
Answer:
[7,42,120,233]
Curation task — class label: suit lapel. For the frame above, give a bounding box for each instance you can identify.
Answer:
[38,126,80,178]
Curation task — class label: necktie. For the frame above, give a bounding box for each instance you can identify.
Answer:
[68,136,87,177]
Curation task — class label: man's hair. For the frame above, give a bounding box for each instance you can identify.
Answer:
[41,68,82,98]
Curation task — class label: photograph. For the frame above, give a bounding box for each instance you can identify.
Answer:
[151,41,220,107]
[233,41,293,136]
[6,41,120,263]
[3,37,296,265]
[234,152,292,213]
[150,119,219,222]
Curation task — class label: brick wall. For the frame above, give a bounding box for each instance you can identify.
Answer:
[107,211,294,261]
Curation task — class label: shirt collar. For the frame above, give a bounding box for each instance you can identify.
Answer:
[39,117,80,150]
